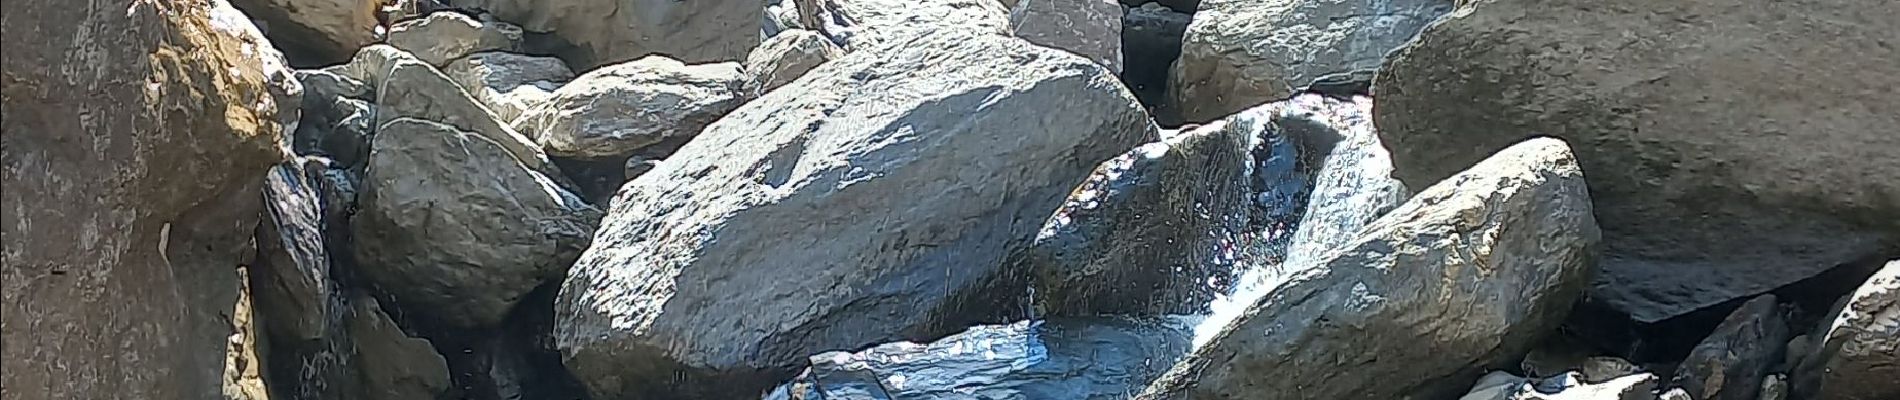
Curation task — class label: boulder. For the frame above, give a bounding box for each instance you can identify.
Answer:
[385,11,524,67]
[515,56,747,159]
[1021,121,1251,317]
[554,31,1155,399]
[352,117,600,328]
[452,0,761,69]
[1792,260,1899,400]
[767,318,1191,400]
[743,29,844,96]
[1009,0,1124,74]
[786,0,1011,51]
[1671,295,1790,400]
[443,51,576,124]
[1,0,293,397]
[255,160,336,342]
[292,70,377,169]
[369,47,555,173]
[1463,372,1660,400]
[1170,0,1453,122]
[228,0,380,65]
[1115,0,1197,13]
[1137,138,1599,400]
[1373,0,1900,324]
[348,296,452,400]
[1121,2,1191,115]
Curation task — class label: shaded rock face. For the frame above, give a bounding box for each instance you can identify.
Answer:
[783,0,1012,51]
[768,317,1192,400]
[516,56,747,159]
[352,118,600,328]
[256,161,338,342]
[1009,0,1124,74]
[1,0,294,398]
[1794,260,1899,400]
[1170,0,1452,122]
[443,51,576,125]
[1021,122,1251,317]
[1139,138,1599,400]
[1121,2,1191,118]
[229,0,380,65]
[452,0,761,69]
[1671,295,1791,400]
[386,11,524,67]
[349,296,452,400]
[1373,0,1900,324]
[554,31,1155,400]
[293,70,378,169]
[743,29,844,96]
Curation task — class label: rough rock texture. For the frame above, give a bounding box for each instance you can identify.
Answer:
[352,118,600,328]
[743,29,844,96]
[1,0,296,398]
[444,51,576,124]
[1374,0,1900,324]
[516,56,747,158]
[786,0,1012,51]
[368,47,555,173]
[1121,2,1191,115]
[454,0,761,69]
[1138,138,1599,400]
[292,70,377,169]
[1463,372,1659,400]
[554,31,1155,400]
[1170,0,1453,122]
[1115,0,1197,12]
[348,296,452,400]
[256,161,336,341]
[386,11,524,67]
[1009,0,1124,74]
[1792,260,1899,400]
[229,0,379,65]
[767,318,1192,400]
[1671,295,1790,400]
[1021,121,1250,317]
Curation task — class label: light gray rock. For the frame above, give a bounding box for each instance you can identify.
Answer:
[1374,0,1900,324]
[452,0,760,69]
[352,118,599,328]
[743,29,844,96]
[348,296,451,400]
[516,56,747,159]
[443,51,575,124]
[229,0,380,64]
[1137,138,1599,400]
[1009,0,1124,74]
[1758,374,1788,400]
[789,0,1011,51]
[368,47,555,174]
[555,30,1155,400]
[1021,121,1250,317]
[1671,295,1789,400]
[1792,260,1899,400]
[1170,0,1453,122]
[385,11,524,67]
[1121,2,1191,115]
[767,318,1191,400]
[2,0,293,397]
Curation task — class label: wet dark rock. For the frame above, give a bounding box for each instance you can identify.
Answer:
[1138,138,1598,400]
[1374,0,1900,325]
[292,70,377,169]
[350,296,452,400]
[1021,121,1251,317]
[255,160,337,342]
[1121,2,1191,121]
[767,317,1191,400]
[1792,260,1899,400]
[1670,295,1790,400]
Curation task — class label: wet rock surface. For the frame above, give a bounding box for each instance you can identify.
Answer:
[1670,295,1790,400]
[1792,260,1899,400]
[1121,2,1191,119]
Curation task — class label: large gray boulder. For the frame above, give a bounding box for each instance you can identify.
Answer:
[385,11,524,67]
[784,0,1011,51]
[1170,0,1453,122]
[1792,260,1899,400]
[292,70,378,169]
[1009,0,1124,74]
[453,0,761,69]
[228,0,380,64]
[1138,138,1599,400]
[2,0,295,398]
[515,56,747,159]
[1373,0,1900,324]
[443,51,576,124]
[742,29,844,96]
[347,296,452,400]
[368,47,555,174]
[554,31,1155,399]
[1021,121,1251,317]
[352,118,599,328]
[767,318,1192,400]
[255,160,336,342]
[1670,295,1790,400]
